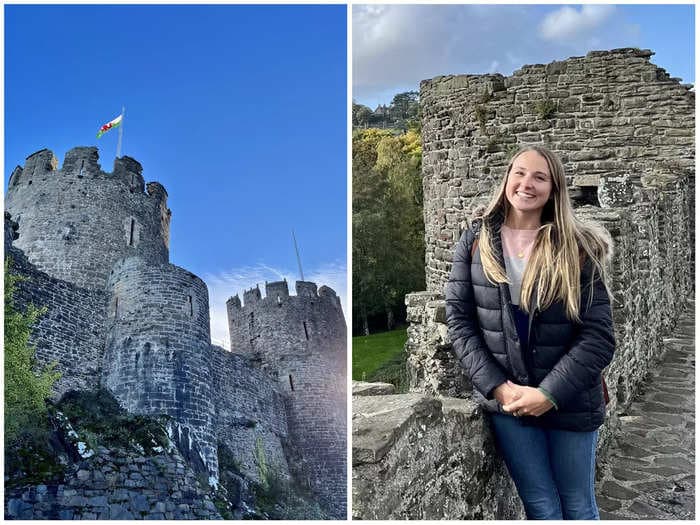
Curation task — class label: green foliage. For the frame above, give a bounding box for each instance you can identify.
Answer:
[213,495,235,520]
[352,91,420,131]
[4,258,59,444]
[352,128,425,335]
[367,353,409,393]
[254,436,269,488]
[536,98,557,120]
[4,258,63,486]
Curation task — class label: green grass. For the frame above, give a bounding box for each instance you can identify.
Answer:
[352,328,408,383]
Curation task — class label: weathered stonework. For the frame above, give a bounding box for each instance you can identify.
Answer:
[352,391,523,519]
[353,48,694,518]
[5,146,347,519]
[6,147,170,289]
[210,348,291,485]
[227,279,348,517]
[5,446,222,520]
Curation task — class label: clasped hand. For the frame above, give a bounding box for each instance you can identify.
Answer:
[493,380,553,417]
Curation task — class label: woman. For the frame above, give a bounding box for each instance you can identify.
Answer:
[445,145,615,520]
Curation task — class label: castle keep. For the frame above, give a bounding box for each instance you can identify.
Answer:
[353,48,694,519]
[5,146,347,518]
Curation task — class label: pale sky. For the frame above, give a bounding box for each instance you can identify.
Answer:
[353,4,695,108]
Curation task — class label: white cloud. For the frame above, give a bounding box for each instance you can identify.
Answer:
[539,5,615,41]
[203,262,348,349]
[352,4,646,108]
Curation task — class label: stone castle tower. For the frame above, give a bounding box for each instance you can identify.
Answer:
[5,146,347,517]
[227,279,347,512]
[6,147,170,288]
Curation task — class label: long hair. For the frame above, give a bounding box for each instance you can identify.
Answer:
[475,145,613,322]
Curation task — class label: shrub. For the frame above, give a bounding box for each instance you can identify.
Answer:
[4,259,59,444]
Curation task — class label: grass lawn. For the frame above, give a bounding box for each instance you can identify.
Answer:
[352,328,407,382]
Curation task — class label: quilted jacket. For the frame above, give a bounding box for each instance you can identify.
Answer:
[445,214,615,431]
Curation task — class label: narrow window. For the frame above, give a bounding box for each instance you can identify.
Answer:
[114,297,119,318]
[79,160,85,177]
[249,312,254,331]
[131,173,135,186]
[289,375,295,391]
[277,294,282,306]
[128,219,135,246]
[187,295,193,317]
[303,321,309,340]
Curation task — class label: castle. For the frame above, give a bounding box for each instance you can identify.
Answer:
[354,48,694,518]
[5,146,347,517]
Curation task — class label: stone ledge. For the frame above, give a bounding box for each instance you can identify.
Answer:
[353,394,440,465]
[352,381,396,396]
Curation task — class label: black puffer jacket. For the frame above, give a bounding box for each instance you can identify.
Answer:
[445,216,615,432]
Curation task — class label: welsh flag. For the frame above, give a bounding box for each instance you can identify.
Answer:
[97,114,123,138]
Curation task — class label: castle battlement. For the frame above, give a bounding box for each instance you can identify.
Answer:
[6,146,171,290]
[5,145,347,517]
[9,147,164,199]
[227,280,339,310]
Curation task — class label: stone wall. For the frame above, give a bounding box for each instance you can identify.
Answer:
[4,215,106,398]
[102,256,217,480]
[352,390,523,520]
[420,48,693,291]
[5,446,221,520]
[5,145,347,518]
[227,280,348,517]
[6,147,170,290]
[353,48,695,519]
[211,347,291,483]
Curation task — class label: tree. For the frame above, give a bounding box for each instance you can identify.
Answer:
[390,91,420,124]
[352,128,425,334]
[352,102,373,128]
[4,259,60,445]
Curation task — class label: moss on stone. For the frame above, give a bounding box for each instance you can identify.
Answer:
[56,387,171,454]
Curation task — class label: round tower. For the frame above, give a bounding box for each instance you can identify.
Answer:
[102,256,217,479]
[226,279,347,517]
[5,147,170,290]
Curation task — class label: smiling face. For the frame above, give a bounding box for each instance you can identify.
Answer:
[504,150,553,221]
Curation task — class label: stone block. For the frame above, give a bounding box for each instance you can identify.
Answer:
[352,381,396,396]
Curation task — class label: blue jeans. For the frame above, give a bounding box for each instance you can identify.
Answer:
[489,413,599,520]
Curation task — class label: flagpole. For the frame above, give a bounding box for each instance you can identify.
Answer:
[292,229,305,282]
[116,106,125,159]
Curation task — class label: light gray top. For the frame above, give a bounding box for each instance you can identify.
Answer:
[501,225,538,306]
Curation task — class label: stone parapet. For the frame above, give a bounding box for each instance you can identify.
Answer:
[352,393,522,519]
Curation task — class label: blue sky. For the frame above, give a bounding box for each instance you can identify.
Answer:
[5,5,347,347]
[354,4,695,108]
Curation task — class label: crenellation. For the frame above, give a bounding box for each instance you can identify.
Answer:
[227,277,347,516]
[226,294,242,312]
[146,181,168,200]
[295,280,318,297]
[114,156,145,193]
[243,285,262,305]
[6,147,171,289]
[23,148,58,178]
[265,279,290,301]
[8,165,23,187]
[5,144,346,519]
[62,146,101,177]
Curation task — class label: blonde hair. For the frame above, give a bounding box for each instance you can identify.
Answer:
[475,145,612,322]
